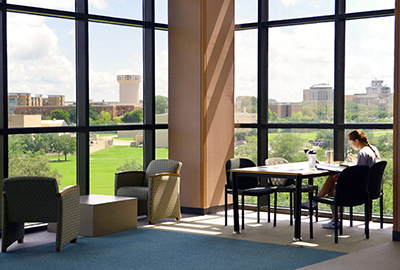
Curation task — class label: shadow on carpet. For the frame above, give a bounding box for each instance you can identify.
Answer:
[0,228,346,270]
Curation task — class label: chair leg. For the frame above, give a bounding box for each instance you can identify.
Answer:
[257,197,260,223]
[289,191,293,226]
[339,206,343,235]
[224,187,228,226]
[380,195,384,229]
[273,192,277,227]
[314,187,319,222]
[350,206,353,227]
[309,200,313,239]
[242,194,245,230]
[334,205,339,243]
[365,202,370,239]
[267,194,271,223]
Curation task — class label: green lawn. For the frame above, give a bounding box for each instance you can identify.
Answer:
[50,146,168,195]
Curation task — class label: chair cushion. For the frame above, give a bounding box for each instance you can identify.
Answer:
[116,186,149,200]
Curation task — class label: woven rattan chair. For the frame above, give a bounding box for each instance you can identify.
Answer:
[265,157,319,226]
[2,176,80,252]
[115,159,182,224]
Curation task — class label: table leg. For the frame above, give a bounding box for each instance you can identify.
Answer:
[232,172,241,234]
[294,175,302,241]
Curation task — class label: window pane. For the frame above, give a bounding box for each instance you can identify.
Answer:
[88,0,142,20]
[8,133,77,190]
[235,0,257,24]
[235,29,257,123]
[345,17,394,123]
[89,22,143,126]
[7,0,74,11]
[8,13,75,127]
[347,0,395,13]
[155,0,168,24]
[268,128,331,209]
[90,131,143,195]
[156,30,168,123]
[156,129,169,159]
[269,23,334,123]
[269,0,334,21]
[234,128,257,163]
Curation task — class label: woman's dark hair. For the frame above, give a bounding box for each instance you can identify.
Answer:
[347,130,379,158]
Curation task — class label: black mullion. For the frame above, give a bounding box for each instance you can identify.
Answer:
[76,0,90,195]
[334,0,346,161]
[143,0,155,169]
[0,0,8,226]
[257,0,268,165]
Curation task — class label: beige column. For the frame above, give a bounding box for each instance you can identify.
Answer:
[168,0,234,212]
[393,1,400,241]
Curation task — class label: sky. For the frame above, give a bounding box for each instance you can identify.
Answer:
[6,0,396,104]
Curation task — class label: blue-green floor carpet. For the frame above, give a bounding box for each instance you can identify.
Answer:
[0,228,346,270]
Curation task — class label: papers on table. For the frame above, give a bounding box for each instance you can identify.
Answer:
[315,163,345,172]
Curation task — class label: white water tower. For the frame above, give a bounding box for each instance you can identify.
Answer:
[117,74,142,104]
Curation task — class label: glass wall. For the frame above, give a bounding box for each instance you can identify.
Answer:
[0,1,166,203]
[234,0,395,217]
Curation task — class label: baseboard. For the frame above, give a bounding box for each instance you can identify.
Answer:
[393,231,400,241]
[181,205,225,215]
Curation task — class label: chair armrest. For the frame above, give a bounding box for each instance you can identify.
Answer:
[58,185,80,197]
[115,171,146,194]
[57,185,80,251]
[150,173,181,178]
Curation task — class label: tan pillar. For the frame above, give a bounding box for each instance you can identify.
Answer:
[168,0,234,213]
[393,1,400,240]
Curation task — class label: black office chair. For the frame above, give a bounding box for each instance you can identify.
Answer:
[225,158,276,230]
[310,165,370,243]
[265,157,319,227]
[349,161,387,228]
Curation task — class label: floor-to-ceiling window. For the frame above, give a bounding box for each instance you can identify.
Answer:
[234,0,394,217]
[0,0,167,223]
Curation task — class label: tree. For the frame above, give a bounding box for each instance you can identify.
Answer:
[92,111,112,125]
[121,109,143,123]
[269,133,305,162]
[51,109,71,125]
[9,155,62,183]
[69,107,76,123]
[155,95,168,114]
[117,159,143,172]
[234,135,257,163]
[89,105,100,121]
[51,135,76,161]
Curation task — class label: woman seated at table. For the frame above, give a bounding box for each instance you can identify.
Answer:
[302,129,380,229]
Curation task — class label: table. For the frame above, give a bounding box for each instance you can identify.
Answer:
[79,194,137,237]
[229,161,335,241]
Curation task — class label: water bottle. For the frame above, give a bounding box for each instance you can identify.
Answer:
[305,149,317,170]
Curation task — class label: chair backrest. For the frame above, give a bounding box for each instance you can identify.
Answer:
[264,158,295,186]
[367,161,387,200]
[225,158,259,190]
[335,165,370,207]
[3,176,59,222]
[144,159,182,186]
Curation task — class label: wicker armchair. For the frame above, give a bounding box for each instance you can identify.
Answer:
[115,159,182,224]
[2,176,80,252]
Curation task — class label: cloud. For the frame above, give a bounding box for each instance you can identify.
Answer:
[7,0,73,10]
[8,13,75,100]
[281,0,298,7]
[89,0,109,10]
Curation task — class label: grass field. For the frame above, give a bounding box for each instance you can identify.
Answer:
[50,146,168,195]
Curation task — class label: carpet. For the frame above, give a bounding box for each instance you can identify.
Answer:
[0,228,346,270]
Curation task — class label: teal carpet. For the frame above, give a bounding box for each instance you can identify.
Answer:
[0,228,346,269]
